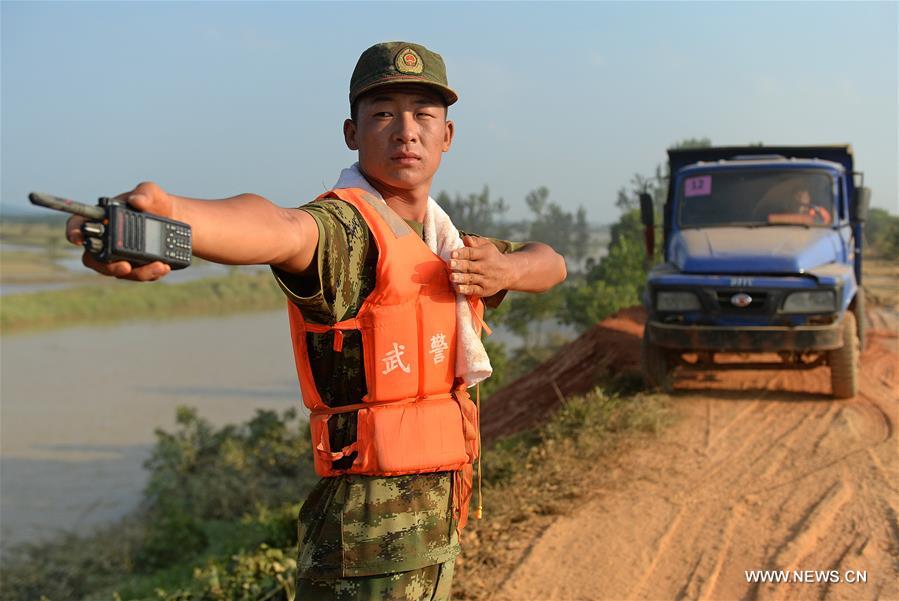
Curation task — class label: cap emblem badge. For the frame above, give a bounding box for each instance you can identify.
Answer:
[731,292,753,308]
[395,47,423,74]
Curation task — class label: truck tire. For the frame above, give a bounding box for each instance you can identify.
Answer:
[853,288,867,352]
[829,312,858,399]
[641,332,673,393]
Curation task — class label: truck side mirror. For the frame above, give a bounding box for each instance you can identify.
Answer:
[639,192,655,263]
[639,193,654,226]
[851,187,870,222]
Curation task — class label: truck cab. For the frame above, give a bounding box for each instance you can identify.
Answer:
[640,146,870,398]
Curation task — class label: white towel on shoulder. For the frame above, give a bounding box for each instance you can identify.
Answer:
[334,163,492,387]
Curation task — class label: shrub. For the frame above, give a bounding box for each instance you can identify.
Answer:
[135,406,316,570]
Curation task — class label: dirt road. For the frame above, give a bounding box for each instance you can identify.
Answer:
[495,307,898,600]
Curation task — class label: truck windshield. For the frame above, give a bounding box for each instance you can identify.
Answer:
[678,170,835,228]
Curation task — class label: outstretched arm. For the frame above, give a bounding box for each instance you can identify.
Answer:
[449,235,567,297]
[66,181,318,281]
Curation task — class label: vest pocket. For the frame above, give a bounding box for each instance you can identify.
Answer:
[355,398,468,473]
[419,291,457,395]
[362,301,420,401]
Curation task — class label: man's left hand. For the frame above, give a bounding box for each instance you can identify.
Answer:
[449,235,513,298]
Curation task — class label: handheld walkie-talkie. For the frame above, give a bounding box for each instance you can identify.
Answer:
[28,192,192,270]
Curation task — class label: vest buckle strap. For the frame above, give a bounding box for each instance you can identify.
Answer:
[303,318,360,353]
[314,414,359,462]
[466,296,492,336]
[308,392,455,417]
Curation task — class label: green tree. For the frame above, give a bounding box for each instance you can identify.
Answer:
[501,286,571,380]
[139,406,316,569]
[573,206,590,262]
[675,137,713,149]
[525,186,591,261]
[436,186,510,238]
[615,138,712,213]
[480,338,510,398]
[562,212,647,330]
[505,286,567,349]
[615,170,665,212]
[865,207,899,260]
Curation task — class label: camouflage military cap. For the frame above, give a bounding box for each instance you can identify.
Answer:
[350,41,458,106]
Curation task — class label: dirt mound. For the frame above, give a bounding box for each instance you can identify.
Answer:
[480,306,646,446]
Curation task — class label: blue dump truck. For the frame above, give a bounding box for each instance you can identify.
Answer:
[640,146,870,398]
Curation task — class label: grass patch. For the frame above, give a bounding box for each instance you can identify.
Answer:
[1,249,76,281]
[0,218,67,247]
[1,271,285,334]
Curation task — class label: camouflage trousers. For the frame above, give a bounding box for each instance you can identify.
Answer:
[296,558,455,600]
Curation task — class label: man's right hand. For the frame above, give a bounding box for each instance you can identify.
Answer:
[65,181,175,282]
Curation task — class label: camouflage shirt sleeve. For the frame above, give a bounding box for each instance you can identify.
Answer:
[271,198,375,324]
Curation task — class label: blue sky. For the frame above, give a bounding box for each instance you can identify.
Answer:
[2,1,896,222]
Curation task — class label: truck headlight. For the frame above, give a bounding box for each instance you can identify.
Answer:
[781,290,836,313]
[656,291,701,311]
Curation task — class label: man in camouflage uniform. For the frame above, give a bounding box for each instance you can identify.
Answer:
[273,192,522,600]
[66,41,567,600]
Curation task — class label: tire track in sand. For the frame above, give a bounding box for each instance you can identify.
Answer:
[625,504,688,599]
[770,476,854,569]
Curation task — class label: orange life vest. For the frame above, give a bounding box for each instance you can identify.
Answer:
[286,187,482,528]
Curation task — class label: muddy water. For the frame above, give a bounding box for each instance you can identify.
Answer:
[0,311,299,551]
[0,309,544,551]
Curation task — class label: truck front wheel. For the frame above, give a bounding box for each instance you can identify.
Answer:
[642,332,674,393]
[829,312,859,399]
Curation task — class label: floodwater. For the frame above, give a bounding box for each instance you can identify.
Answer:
[0,311,299,551]
[0,309,551,552]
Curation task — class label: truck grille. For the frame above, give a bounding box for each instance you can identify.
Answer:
[716,290,769,312]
